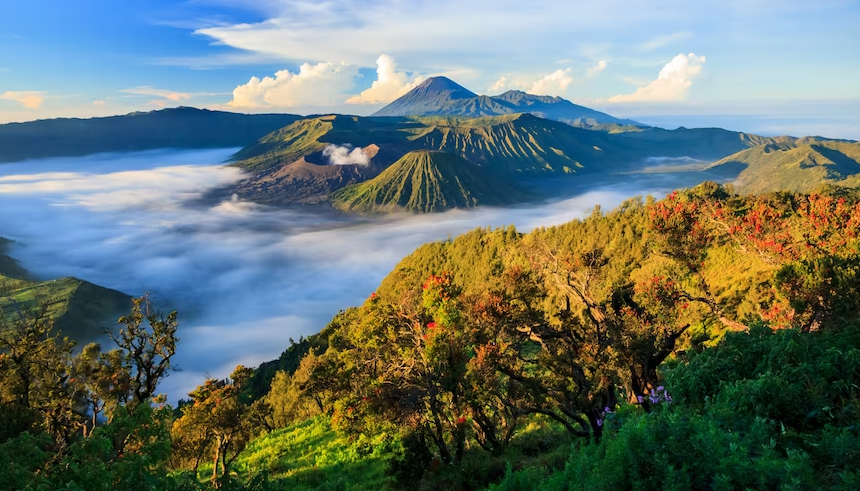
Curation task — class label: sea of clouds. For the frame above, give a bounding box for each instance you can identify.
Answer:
[0,148,713,398]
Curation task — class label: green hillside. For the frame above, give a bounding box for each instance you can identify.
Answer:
[614,125,799,160]
[233,113,636,176]
[0,275,131,341]
[709,140,860,193]
[222,416,395,490]
[330,150,530,213]
[231,115,422,172]
[233,114,816,178]
[0,237,131,341]
[229,112,840,211]
[5,185,860,490]
[0,107,300,163]
[0,238,28,280]
[406,114,636,173]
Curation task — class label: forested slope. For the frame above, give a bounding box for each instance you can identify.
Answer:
[3,183,860,490]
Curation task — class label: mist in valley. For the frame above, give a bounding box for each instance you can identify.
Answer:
[0,148,718,398]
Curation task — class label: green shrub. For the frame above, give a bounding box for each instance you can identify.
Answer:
[486,323,860,491]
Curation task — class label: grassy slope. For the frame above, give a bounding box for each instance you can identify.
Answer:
[233,113,637,177]
[227,415,574,491]
[0,275,131,341]
[408,114,630,174]
[0,238,29,280]
[330,150,531,213]
[226,417,395,491]
[710,140,860,194]
[232,115,429,172]
[233,113,817,179]
[0,238,130,341]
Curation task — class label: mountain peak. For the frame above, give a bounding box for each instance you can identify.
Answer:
[372,77,638,126]
[410,76,478,100]
[372,77,480,117]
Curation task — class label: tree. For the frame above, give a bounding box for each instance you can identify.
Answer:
[172,365,257,486]
[112,294,179,411]
[0,296,183,490]
[72,343,132,436]
[0,306,80,443]
[653,185,860,331]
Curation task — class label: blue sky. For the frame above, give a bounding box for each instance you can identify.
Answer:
[1,0,858,137]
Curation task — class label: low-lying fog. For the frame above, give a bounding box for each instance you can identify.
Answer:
[0,148,719,398]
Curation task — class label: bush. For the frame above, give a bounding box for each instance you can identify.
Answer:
[486,323,860,491]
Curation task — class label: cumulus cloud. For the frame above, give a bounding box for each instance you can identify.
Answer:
[346,55,424,105]
[528,68,574,96]
[586,60,608,78]
[0,91,46,108]
[488,77,510,93]
[322,144,370,166]
[489,68,575,96]
[608,53,706,103]
[228,62,359,108]
[190,1,716,78]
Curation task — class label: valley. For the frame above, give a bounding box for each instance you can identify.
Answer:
[0,147,718,398]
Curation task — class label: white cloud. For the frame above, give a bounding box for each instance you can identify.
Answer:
[322,144,370,166]
[345,55,424,105]
[586,60,608,78]
[93,100,106,106]
[608,53,705,103]
[120,86,192,102]
[0,91,46,108]
[191,1,694,75]
[228,62,359,108]
[528,68,574,96]
[489,67,577,96]
[488,76,510,93]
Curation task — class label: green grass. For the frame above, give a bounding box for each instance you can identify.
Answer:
[0,239,29,280]
[0,274,131,341]
[198,412,576,491]
[232,113,642,179]
[709,140,860,194]
[223,417,398,491]
[330,150,531,213]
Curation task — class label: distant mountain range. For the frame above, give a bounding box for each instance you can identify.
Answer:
[0,107,300,162]
[227,110,811,210]
[1,76,857,213]
[709,139,860,194]
[373,76,640,127]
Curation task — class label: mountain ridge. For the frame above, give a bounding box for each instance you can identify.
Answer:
[227,112,839,208]
[372,76,640,127]
[0,107,301,163]
[330,150,529,213]
[708,140,860,193]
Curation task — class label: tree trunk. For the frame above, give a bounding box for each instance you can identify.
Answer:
[211,437,221,485]
[90,405,99,438]
[221,440,230,478]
